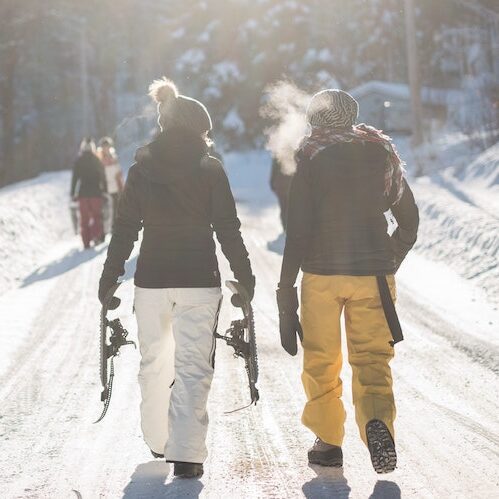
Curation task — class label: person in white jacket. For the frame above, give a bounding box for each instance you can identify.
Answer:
[97,137,124,231]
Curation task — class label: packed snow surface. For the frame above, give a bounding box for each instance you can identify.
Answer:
[0,146,498,498]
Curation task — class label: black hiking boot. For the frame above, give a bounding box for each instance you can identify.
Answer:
[173,461,204,478]
[150,450,164,459]
[308,438,343,467]
[366,419,397,474]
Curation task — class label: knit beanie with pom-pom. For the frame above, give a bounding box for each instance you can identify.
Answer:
[148,77,212,135]
[79,137,96,154]
[306,89,359,129]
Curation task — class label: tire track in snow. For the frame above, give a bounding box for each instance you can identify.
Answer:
[398,287,499,374]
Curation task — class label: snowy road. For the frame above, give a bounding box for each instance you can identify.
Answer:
[1,154,498,498]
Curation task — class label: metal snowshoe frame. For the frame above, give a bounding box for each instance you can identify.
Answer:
[215,280,260,412]
[94,282,135,423]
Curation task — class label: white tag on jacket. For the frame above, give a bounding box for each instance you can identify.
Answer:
[384,209,398,236]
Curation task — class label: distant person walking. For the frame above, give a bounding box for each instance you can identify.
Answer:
[71,138,107,249]
[99,78,254,478]
[277,89,419,473]
[96,136,124,230]
[270,156,293,232]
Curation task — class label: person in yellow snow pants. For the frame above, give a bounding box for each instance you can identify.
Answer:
[276,89,419,474]
[300,273,396,447]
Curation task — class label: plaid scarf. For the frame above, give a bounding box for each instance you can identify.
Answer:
[298,123,406,204]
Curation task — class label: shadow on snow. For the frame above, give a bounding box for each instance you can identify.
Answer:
[302,465,351,498]
[122,461,203,499]
[302,465,401,499]
[21,242,138,289]
[369,480,401,499]
[21,245,108,287]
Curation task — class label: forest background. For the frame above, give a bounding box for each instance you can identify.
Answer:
[0,0,497,186]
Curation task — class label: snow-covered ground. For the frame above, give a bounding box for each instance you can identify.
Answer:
[398,136,499,305]
[0,145,498,498]
[0,172,73,294]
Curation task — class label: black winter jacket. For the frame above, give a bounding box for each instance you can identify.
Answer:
[279,141,419,287]
[70,151,107,198]
[101,129,253,289]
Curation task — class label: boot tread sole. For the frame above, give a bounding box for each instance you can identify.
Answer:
[366,420,397,474]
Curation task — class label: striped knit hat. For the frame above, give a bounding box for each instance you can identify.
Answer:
[306,89,359,129]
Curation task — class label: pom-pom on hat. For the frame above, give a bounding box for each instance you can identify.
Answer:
[79,137,96,154]
[149,77,212,135]
[307,89,359,129]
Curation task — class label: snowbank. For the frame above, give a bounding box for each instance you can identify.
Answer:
[394,134,499,305]
[461,142,499,188]
[411,177,498,305]
[0,171,73,295]
[453,142,499,215]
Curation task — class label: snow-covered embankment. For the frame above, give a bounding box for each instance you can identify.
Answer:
[410,141,499,305]
[0,172,72,295]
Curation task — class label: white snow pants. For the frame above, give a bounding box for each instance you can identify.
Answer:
[134,286,222,463]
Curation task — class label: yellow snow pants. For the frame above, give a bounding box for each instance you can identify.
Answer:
[301,273,396,447]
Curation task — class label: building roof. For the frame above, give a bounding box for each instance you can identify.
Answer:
[349,80,462,106]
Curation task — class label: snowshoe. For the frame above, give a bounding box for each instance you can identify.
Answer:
[215,280,259,411]
[69,201,79,235]
[173,462,204,478]
[366,419,397,473]
[94,282,136,423]
[308,438,343,467]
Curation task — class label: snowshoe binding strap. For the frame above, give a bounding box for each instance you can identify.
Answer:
[94,284,136,423]
[215,281,260,413]
[376,275,404,346]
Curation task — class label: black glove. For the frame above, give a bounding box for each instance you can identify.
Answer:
[276,287,303,356]
[98,274,121,310]
[231,275,256,308]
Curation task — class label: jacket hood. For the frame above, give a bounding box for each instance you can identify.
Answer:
[135,128,208,184]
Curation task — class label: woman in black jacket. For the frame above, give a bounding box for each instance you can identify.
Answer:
[277,89,419,474]
[98,78,254,478]
[70,138,107,248]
